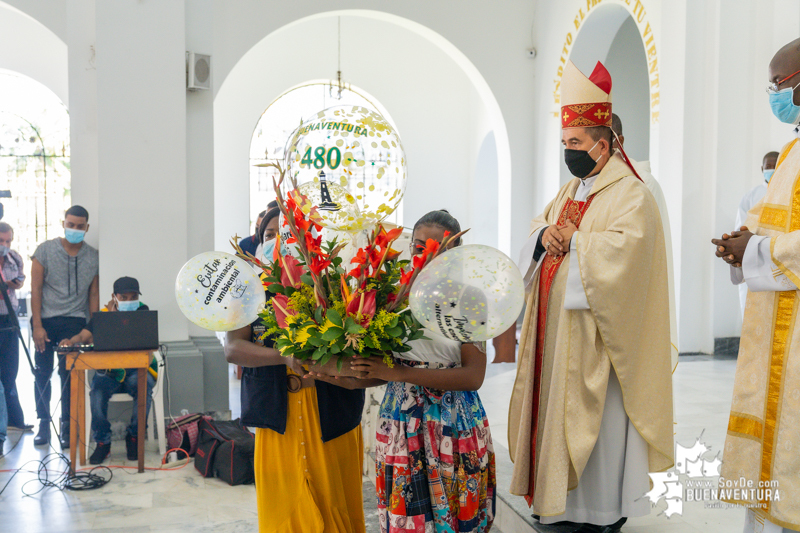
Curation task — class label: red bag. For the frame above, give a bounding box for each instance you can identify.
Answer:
[166,413,210,457]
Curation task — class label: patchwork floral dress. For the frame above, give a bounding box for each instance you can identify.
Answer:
[375,333,496,533]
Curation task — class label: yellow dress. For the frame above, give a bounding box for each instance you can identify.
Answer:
[254,374,365,533]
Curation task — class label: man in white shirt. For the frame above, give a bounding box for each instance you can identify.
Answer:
[733,151,778,318]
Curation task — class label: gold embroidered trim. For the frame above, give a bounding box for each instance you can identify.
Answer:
[760,291,795,512]
[727,412,763,440]
[759,206,788,229]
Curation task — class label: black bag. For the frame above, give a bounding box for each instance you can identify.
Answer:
[194,418,255,485]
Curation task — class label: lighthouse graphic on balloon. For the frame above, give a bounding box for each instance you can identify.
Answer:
[317,171,340,212]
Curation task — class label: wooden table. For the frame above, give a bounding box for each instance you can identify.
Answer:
[67,350,151,473]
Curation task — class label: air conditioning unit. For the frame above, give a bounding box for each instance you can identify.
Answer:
[187,52,211,91]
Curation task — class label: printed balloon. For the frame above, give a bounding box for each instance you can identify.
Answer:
[285,105,406,232]
[409,245,524,342]
[175,251,266,331]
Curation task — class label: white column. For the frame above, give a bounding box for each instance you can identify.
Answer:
[185,0,216,337]
[95,0,188,341]
[66,0,99,248]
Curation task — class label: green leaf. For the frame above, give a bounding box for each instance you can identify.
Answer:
[336,358,344,372]
[386,326,402,338]
[327,309,343,328]
[319,352,333,366]
[308,337,324,347]
[321,327,344,341]
[312,347,325,360]
[330,344,341,355]
[364,336,377,349]
[301,273,315,286]
[389,316,399,329]
[314,306,324,324]
[268,285,285,295]
[345,318,365,335]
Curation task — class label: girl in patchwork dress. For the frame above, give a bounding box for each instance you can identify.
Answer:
[352,210,496,533]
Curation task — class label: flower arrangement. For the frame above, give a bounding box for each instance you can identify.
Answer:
[232,163,465,372]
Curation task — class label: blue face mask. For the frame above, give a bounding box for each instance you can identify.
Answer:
[764,169,776,183]
[65,228,86,244]
[262,239,276,263]
[769,87,800,124]
[117,299,139,312]
[0,245,8,257]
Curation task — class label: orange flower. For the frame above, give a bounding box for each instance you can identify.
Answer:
[399,267,413,286]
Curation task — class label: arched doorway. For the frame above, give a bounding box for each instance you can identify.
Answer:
[559,5,651,185]
[214,11,510,252]
[248,81,401,230]
[0,69,70,289]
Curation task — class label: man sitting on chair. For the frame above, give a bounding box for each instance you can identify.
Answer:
[59,276,157,464]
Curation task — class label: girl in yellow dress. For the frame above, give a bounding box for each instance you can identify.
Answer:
[225,208,366,533]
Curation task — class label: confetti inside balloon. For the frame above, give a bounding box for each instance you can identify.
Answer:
[409,245,524,342]
[175,252,266,331]
[285,105,406,232]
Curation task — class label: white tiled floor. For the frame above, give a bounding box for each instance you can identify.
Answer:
[0,333,751,532]
[478,354,747,533]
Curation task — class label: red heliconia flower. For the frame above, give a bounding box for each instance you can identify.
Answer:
[280,255,304,289]
[271,294,296,328]
[346,289,376,325]
[399,267,413,286]
[385,247,401,262]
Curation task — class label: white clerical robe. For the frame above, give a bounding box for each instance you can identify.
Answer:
[730,207,797,533]
[734,181,769,318]
[633,161,679,370]
[517,173,652,525]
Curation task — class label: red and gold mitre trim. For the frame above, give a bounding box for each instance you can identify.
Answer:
[561,102,612,128]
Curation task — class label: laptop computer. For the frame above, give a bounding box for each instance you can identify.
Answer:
[92,311,159,351]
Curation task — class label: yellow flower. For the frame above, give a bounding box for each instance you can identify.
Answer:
[293,325,313,346]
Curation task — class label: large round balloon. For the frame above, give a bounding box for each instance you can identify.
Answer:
[409,245,524,342]
[175,252,266,331]
[285,105,406,232]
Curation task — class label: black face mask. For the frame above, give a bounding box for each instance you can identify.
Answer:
[564,141,600,179]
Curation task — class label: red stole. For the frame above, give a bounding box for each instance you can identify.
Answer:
[526,195,595,506]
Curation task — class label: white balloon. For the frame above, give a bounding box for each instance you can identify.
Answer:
[175,252,266,331]
[409,245,524,342]
[285,105,406,231]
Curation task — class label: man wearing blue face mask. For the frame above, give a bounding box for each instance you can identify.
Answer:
[712,38,800,533]
[733,151,778,319]
[30,205,99,448]
[59,276,156,464]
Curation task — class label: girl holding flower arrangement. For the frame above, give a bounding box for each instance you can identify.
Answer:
[225,215,367,533]
[314,210,496,533]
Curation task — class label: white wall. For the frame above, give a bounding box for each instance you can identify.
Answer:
[211,1,536,255]
[605,17,650,162]
[0,2,67,105]
[95,0,188,341]
[213,13,491,254]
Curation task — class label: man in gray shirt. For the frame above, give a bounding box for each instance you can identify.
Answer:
[31,205,99,448]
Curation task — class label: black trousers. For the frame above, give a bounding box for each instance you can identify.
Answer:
[0,314,25,427]
[33,316,86,424]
